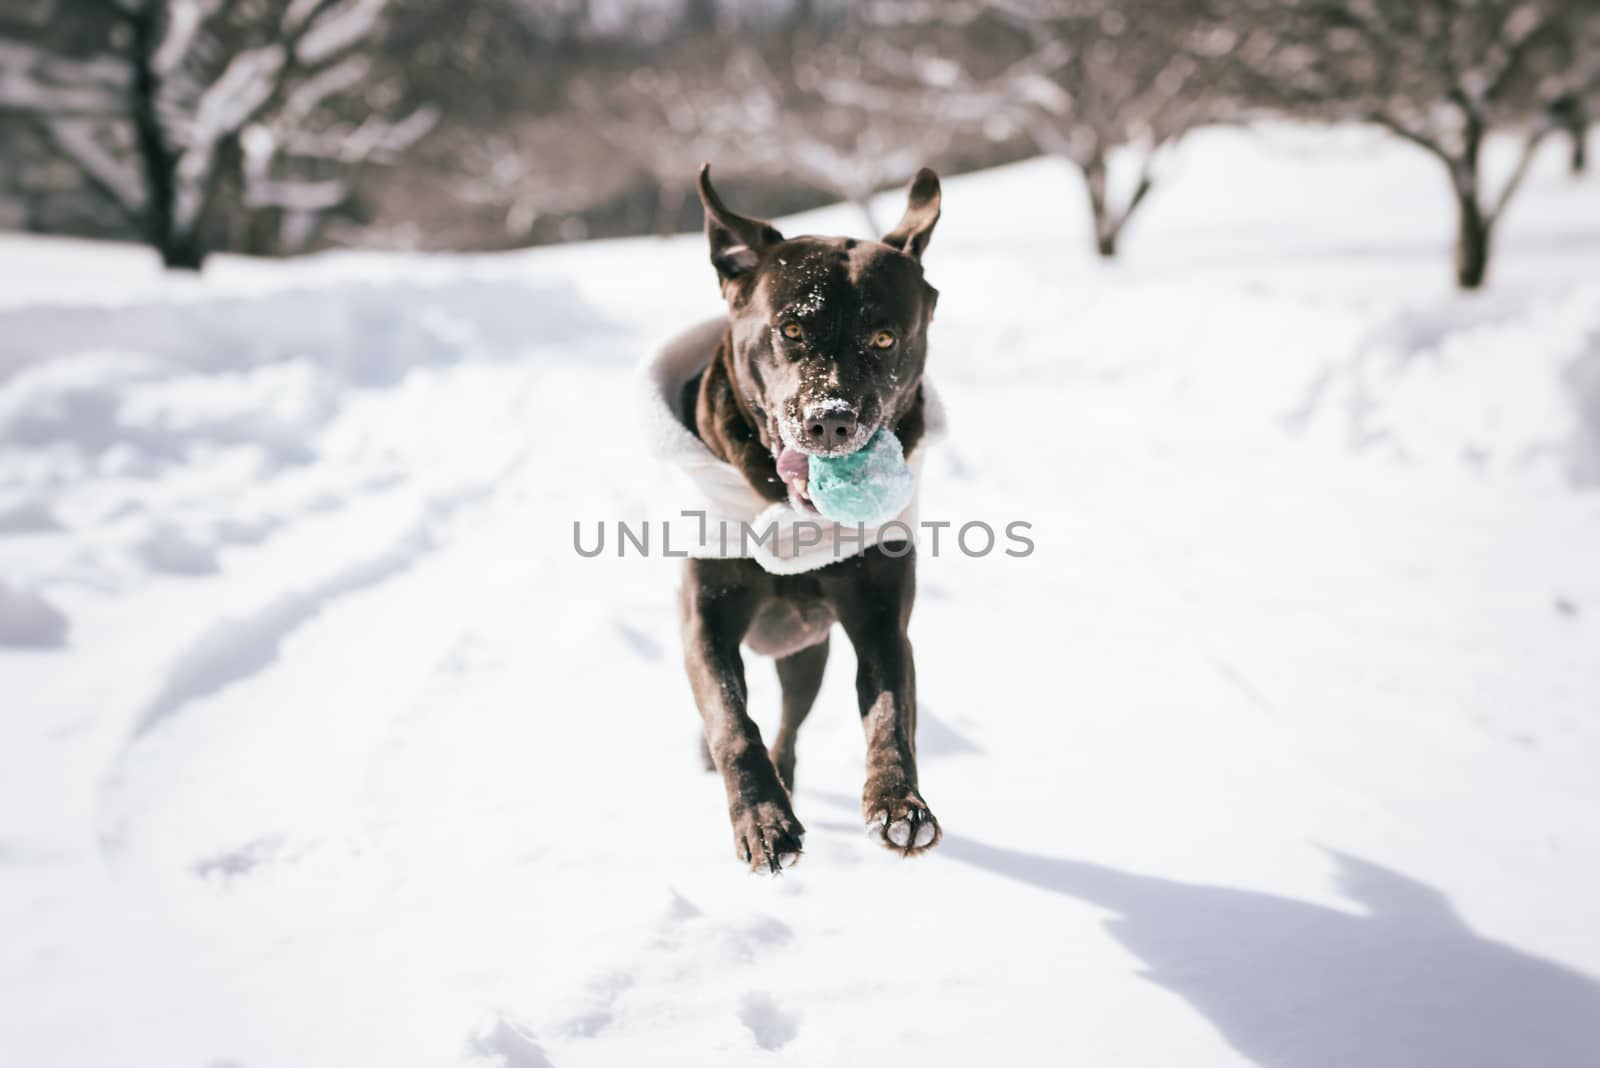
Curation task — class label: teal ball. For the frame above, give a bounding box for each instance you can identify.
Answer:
[807,428,915,525]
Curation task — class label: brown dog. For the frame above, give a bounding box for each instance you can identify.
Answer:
[677,165,943,873]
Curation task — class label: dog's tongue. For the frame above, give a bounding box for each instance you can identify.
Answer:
[776,446,814,507]
[776,447,809,483]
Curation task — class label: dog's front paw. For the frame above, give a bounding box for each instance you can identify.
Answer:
[863,783,940,855]
[731,797,805,875]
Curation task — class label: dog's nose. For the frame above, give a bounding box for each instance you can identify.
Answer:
[804,405,857,445]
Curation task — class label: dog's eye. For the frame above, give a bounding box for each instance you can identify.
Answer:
[871,329,897,350]
[780,321,804,341]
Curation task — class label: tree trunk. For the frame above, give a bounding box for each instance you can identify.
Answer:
[1554,96,1588,175]
[1453,188,1491,291]
[159,230,206,271]
[1451,117,1491,291]
[125,4,182,268]
[1083,153,1117,259]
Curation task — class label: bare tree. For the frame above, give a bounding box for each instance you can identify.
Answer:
[1544,6,1600,175]
[1,0,426,268]
[568,1,973,237]
[728,33,963,233]
[989,0,1226,257]
[853,0,1225,258]
[567,55,754,237]
[1226,0,1592,290]
[1547,92,1588,174]
[446,122,632,243]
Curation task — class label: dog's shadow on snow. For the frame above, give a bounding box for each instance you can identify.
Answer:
[943,836,1600,1068]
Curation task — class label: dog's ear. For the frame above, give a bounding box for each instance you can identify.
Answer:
[882,168,940,262]
[697,164,783,288]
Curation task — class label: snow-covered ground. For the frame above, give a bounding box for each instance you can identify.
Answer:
[3,125,1600,1067]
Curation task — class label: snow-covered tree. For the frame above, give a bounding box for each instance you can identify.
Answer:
[568,1,967,236]
[1,0,430,268]
[1543,5,1600,175]
[849,0,1226,259]
[1225,0,1597,290]
[566,55,751,236]
[721,34,964,233]
[984,0,1224,257]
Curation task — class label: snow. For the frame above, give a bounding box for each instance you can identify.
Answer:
[3,124,1600,1067]
[0,580,69,647]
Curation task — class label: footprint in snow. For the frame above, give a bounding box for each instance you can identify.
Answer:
[613,619,663,660]
[738,991,799,1052]
[465,1016,554,1068]
[192,835,284,886]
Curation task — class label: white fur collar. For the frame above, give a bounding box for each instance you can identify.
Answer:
[637,318,945,575]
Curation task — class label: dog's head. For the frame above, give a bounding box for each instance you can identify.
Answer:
[697,165,940,507]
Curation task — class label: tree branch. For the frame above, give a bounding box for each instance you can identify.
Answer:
[173,0,389,235]
[0,42,127,116]
[1367,111,1456,168]
[29,117,144,225]
[1488,121,1555,225]
[1111,155,1157,237]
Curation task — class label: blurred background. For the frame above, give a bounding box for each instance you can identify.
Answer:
[1,0,1596,286]
[5,5,1600,1066]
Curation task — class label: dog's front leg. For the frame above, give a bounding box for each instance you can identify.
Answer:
[839,550,940,855]
[681,561,805,873]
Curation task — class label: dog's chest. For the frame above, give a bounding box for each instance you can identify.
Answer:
[743,595,837,658]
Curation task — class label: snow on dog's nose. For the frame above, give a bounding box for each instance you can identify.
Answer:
[802,401,858,450]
